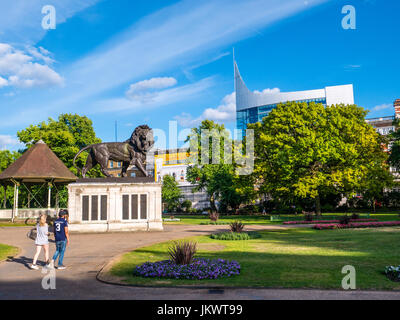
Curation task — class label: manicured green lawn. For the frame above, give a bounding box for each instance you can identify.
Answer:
[111,227,400,290]
[162,213,400,225]
[0,220,36,227]
[0,243,19,262]
[163,215,278,225]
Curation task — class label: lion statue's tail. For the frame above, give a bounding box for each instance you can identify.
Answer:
[73,144,95,176]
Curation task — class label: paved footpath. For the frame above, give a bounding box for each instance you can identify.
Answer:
[1,224,400,300]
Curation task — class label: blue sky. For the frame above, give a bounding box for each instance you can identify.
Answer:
[0,0,399,150]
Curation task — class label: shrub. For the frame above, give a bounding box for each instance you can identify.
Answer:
[351,213,360,220]
[304,213,313,222]
[339,215,351,225]
[181,200,192,213]
[313,221,400,230]
[200,221,229,225]
[209,211,219,222]
[210,231,261,240]
[283,218,378,225]
[168,241,197,265]
[229,221,244,233]
[133,258,240,280]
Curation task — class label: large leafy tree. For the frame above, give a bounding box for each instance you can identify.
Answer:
[388,118,400,170]
[0,150,21,208]
[249,102,391,215]
[0,150,20,172]
[186,120,255,212]
[17,114,102,176]
[162,175,182,211]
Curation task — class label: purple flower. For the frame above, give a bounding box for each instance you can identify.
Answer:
[133,258,241,280]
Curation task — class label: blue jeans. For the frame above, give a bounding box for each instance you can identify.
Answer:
[52,240,67,266]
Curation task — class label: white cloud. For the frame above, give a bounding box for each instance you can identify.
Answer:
[97,77,214,113]
[126,77,177,101]
[0,76,8,88]
[175,92,236,127]
[0,43,63,89]
[175,87,280,127]
[27,46,55,65]
[372,103,392,111]
[254,88,281,95]
[0,135,20,150]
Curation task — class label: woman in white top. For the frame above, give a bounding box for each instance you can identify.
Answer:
[30,214,50,270]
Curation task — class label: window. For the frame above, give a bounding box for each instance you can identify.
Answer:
[82,195,107,221]
[109,161,114,168]
[122,194,147,220]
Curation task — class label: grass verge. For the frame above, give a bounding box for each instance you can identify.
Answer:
[0,243,19,262]
[110,226,400,290]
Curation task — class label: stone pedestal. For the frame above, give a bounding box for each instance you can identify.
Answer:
[67,177,163,233]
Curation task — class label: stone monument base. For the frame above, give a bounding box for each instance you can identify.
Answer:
[67,177,163,233]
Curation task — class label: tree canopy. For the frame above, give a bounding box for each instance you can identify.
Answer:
[186,120,255,212]
[17,114,102,177]
[162,174,182,211]
[249,102,391,214]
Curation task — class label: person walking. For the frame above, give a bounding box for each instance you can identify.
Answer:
[49,209,70,270]
[30,214,50,270]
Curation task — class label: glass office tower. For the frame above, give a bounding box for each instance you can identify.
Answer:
[234,62,355,133]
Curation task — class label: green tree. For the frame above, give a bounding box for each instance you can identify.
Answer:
[17,114,102,176]
[0,150,20,172]
[0,150,21,208]
[162,175,182,212]
[388,118,400,171]
[249,102,391,215]
[186,120,255,212]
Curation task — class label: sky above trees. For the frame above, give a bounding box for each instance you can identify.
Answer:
[0,0,399,151]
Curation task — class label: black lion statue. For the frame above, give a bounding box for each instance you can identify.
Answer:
[73,125,154,178]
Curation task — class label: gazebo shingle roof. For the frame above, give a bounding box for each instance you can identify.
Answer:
[0,140,77,183]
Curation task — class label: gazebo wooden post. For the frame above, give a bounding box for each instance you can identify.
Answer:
[12,180,19,223]
[27,186,31,209]
[47,181,52,209]
[55,187,59,212]
[2,184,6,209]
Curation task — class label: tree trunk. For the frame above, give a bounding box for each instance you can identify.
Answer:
[210,193,217,213]
[315,195,321,216]
[372,198,376,213]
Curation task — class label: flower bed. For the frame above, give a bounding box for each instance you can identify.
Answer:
[283,218,377,225]
[313,221,400,230]
[210,231,261,240]
[133,258,240,280]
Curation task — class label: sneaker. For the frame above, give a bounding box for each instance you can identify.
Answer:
[46,260,55,269]
[57,265,66,270]
[30,264,39,270]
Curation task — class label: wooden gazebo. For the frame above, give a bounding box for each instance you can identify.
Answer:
[0,140,77,221]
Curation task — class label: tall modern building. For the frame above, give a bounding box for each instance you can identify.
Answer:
[235,62,355,132]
